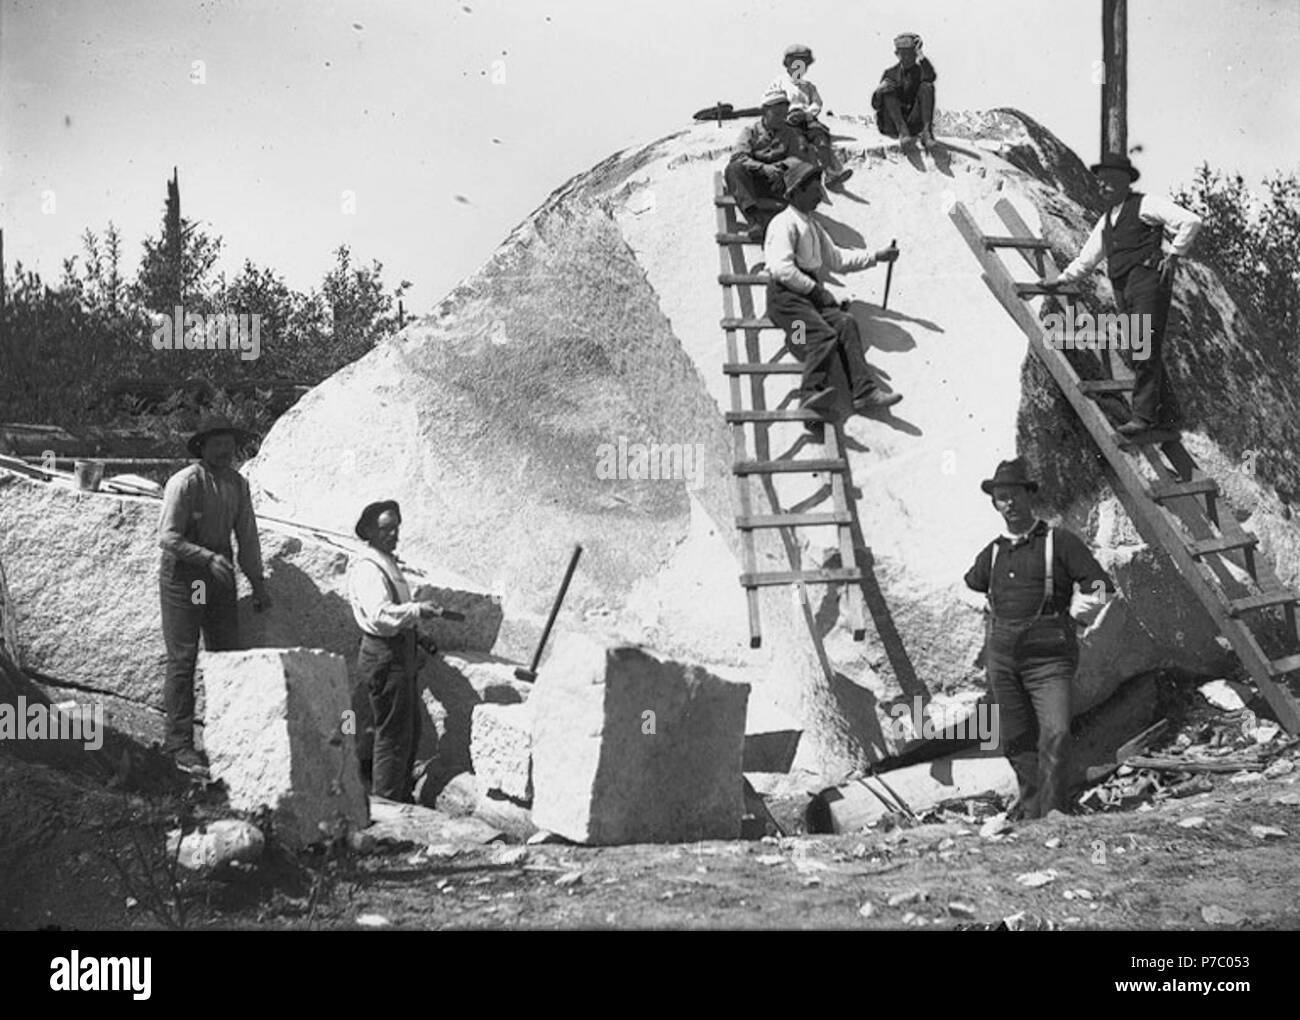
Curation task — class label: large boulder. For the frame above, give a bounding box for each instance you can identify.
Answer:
[200,647,368,846]
[529,632,750,845]
[0,471,503,743]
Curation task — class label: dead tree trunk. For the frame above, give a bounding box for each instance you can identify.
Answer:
[1101,0,1127,157]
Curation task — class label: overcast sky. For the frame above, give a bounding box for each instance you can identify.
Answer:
[3,0,1297,314]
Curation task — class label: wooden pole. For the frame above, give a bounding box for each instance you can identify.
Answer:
[1101,0,1127,157]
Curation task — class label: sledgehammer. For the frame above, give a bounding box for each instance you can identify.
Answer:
[514,544,583,683]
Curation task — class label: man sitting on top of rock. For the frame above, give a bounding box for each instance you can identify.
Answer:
[725,88,812,242]
[768,44,852,190]
[871,32,937,149]
[764,160,902,432]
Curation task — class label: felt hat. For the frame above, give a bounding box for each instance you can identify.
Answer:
[980,458,1040,495]
[894,33,922,50]
[1089,152,1141,181]
[355,499,402,540]
[186,415,259,458]
[783,44,813,65]
[782,159,822,197]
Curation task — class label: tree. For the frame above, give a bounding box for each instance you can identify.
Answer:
[132,169,223,316]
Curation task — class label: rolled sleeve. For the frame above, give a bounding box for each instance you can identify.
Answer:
[1057,217,1106,284]
[350,561,422,637]
[964,543,994,593]
[1140,195,1202,257]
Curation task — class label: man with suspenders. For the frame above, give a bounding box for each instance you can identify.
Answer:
[964,459,1115,819]
[349,500,449,802]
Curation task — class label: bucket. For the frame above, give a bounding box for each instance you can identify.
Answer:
[73,460,104,492]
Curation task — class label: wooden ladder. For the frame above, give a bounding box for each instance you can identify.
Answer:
[950,196,1300,733]
[714,172,867,648]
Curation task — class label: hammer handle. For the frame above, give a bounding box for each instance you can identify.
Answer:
[528,544,583,674]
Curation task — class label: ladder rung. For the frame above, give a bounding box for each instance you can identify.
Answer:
[722,362,803,375]
[1228,591,1299,617]
[715,195,783,210]
[1015,282,1081,297]
[1149,478,1218,502]
[1116,429,1183,451]
[1189,535,1259,558]
[736,512,852,529]
[717,232,760,245]
[1268,653,1300,677]
[721,316,778,330]
[983,235,1052,250]
[1077,379,1134,394]
[734,458,846,475]
[739,568,862,588]
[718,273,772,286]
[725,409,822,423]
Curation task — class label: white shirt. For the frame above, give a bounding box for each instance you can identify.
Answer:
[764,205,877,294]
[1057,194,1201,284]
[768,72,823,119]
[348,547,422,637]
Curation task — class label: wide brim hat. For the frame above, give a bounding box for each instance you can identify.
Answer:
[980,457,1040,495]
[186,415,260,458]
[1089,152,1140,181]
[355,499,402,540]
[783,159,823,197]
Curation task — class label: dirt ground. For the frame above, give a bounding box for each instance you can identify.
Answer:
[4,739,1297,932]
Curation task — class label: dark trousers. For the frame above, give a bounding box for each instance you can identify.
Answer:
[159,557,240,753]
[877,81,935,137]
[1114,264,1179,425]
[723,159,786,224]
[766,281,878,404]
[358,631,421,802]
[985,615,1076,819]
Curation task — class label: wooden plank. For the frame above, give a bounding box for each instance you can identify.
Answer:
[726,409,822,423]
[718,273,771,286]
[734,458,847,475]
[1188,535,1259,558]
[1078,378,1135,394]
[1015,282,1081,297]
[722,362,802,375]
[983,235,1052,250]
[740,568,863,588]
[721,316,778,330]
[1268,653,1300,677]
[716,232,760,246]
[736,512,852,529]
[1115,429,1183,451]
[1149,478,1218,502]
[1228,591,1299,616]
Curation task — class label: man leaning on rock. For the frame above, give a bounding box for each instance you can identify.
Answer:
[157,415,271,776]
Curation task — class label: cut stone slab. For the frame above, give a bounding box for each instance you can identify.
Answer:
[742,690,802,774]
[470,701,534,802]
[200,647,367,847]
[530,632,750,845]
[415,650,533,772]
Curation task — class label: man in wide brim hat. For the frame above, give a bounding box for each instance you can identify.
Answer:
[186,415,260,459]
[1045,151,1202,436]
[157,414,270,777]
[965,457,1114,820]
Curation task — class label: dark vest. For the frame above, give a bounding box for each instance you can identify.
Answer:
[1102,193,1164,281]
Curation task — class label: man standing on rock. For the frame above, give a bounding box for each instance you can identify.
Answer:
[349,500,446,802]
[871,33,937,149]
[725,89,811,242]
[764,159,902,429]
[158,416,271,776]
[1044,153,1201,435]
[963,459,1114,819]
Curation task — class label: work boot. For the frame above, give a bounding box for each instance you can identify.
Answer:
[746,220,767,244]
[897,128,916,149]
[826,168,854,192]
[919,127,936,149]
[853,390,903,415]
[172,746,210,777]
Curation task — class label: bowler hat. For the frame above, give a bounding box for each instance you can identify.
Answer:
[980,458,1039,495]
[186,415,260,458]
[783,159,822,197]
[355,499,402,540]
[1089,152,1140,181]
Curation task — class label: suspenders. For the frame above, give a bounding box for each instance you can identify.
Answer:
[987,527,1055,619]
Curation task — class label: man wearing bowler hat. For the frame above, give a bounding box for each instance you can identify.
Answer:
[1045,153,1201,435]
[348,500,449,802]
[964,458,1114,819]
[157,415,271,775]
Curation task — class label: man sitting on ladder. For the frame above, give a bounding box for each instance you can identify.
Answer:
[763,159,902,433]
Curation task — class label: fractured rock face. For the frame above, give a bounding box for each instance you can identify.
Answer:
[200,647,367,846]
[529,632,750,845]
[470,701,534,802]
